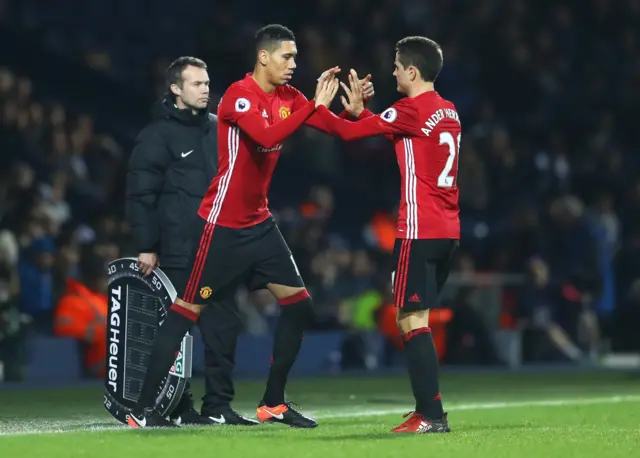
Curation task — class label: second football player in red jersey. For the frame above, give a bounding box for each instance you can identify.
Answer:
[126,24,373,429]
[315,36,460,434]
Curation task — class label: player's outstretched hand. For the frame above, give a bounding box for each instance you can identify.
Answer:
[340,69,367,117]
[315,66,341,100]
[361,73,375,101]
[315,78,340,108]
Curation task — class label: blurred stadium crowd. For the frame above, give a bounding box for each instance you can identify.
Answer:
[1,0,639,379]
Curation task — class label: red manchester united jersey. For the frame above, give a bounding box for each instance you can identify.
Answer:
[316,91,461,239]
[199,73,351,228]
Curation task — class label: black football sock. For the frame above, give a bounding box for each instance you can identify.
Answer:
[404,327,444,419]
[136,304,199,410]
[261,290,313,406]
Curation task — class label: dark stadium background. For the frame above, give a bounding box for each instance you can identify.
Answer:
[1,0,639,384]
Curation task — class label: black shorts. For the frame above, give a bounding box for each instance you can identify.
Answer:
[176,216,304,305]
[392,238,458,312]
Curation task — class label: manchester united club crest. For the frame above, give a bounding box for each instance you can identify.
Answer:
[279,106,291,119]
[200,286,212,299]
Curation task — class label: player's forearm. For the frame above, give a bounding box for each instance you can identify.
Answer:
[238,101,316,148]
[304,109,367,134]
[359,109,375,119]
[315,106,381,141]
[341,108,377,120]
[338,110,350,120]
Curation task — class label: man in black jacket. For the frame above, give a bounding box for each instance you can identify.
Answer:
[126,56,257,426]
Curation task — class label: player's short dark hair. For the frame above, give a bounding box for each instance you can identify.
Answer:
[395,36,443,82]
[165,56,207,89]
[255,24,296,53]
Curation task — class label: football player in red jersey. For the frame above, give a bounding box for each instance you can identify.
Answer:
[315,36,460,433]
[126,24,372,429]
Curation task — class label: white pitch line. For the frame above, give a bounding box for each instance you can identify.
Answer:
[314,394,640,419]
[1,394,638,437]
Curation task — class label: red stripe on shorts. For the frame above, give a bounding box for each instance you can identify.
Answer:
[183,222,215,303]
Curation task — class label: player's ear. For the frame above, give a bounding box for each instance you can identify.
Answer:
[408,66,418,82]
[169,83,180,97]
[258,49,269,67]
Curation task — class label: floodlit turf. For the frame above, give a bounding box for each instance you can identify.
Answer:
[1,371,639,457]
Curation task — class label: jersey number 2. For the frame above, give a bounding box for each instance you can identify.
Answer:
[438,132,461,188]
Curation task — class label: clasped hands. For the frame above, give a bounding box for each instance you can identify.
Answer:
[314,66,374,117]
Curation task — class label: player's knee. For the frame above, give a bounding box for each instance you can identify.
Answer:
[396,309,430,334]
[175,298,205,315]
[266,283,309,303]
[277,287,311,306]
[276,287,314,327]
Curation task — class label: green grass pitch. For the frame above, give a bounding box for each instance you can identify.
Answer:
[1,371,639,457]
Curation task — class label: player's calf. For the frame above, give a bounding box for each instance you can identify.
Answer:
[262,288,314,404]
[396,309,448,431]
[129,300,203,426]
[263,287,314,404]
[259,286,316,426]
